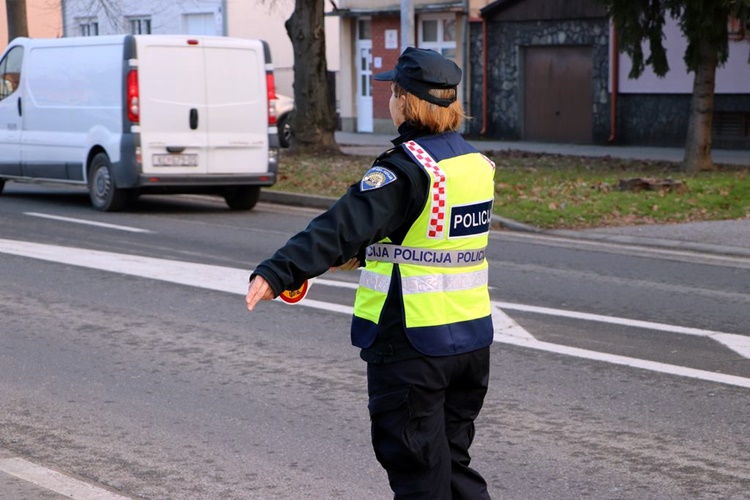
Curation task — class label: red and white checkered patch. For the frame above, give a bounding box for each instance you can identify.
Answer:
[481,154,496,170]
[404,141,446,239]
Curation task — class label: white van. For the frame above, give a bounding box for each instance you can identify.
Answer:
[0,34,280,211]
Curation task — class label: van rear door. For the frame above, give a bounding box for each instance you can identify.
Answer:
[202,37,268,175]
[136,36,268,177]
[137,36,209,176]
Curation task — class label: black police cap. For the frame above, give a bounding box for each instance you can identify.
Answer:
[374,47,462,107]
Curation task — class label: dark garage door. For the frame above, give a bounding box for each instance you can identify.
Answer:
[523,45,593,143]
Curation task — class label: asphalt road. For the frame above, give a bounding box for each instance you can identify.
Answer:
[1,184,749,499]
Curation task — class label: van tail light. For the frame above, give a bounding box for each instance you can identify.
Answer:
[127,69,140,123]
[266,70,277,126]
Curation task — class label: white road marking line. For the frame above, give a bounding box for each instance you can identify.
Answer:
[24,212,152,233]
[495,301,750,358]
[0,457,130,499]
[0,237,247,294]
[157,271,745,356]
[492,231,750,267]
[492,334,750,390]
[292,298,354,315]
[1,238,748,389]
[713,333,750,359]
[492,305,535,341]
[315,277,359,290]
[496,301,727,337]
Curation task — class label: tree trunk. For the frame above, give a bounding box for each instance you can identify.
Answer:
[5,0,29,42]
[682,38,717,173]
[285,0,339,154]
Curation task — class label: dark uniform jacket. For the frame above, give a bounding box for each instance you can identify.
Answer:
[251,122,437,364]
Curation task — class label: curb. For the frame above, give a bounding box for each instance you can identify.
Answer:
[260,190,337,210]
[259,190,750,259]
[260,190,542,233]
[492,215,542,233]
[547,229,750,259]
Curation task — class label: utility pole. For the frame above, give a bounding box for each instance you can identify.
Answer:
[400,0,414,53]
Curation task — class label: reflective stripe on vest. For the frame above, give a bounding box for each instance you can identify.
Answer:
[360,267,488,295]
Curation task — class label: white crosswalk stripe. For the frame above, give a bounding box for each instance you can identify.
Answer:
[1,237,748,390]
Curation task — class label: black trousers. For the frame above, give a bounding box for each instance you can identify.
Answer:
[367,347,491,500]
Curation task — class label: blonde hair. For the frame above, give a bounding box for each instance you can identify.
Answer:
[393,82,466,134]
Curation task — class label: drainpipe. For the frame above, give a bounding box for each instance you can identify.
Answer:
[462,0,468,123]
[480,15,488,136]
[61,0,67,37]
[608,21,619,143]
[401,0,414,51]
[221,0,228,36]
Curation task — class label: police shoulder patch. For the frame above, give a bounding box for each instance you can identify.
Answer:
[360,166,397,192]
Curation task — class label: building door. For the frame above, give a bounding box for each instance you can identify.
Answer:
[523,46,593,143]
[356,19,373,133]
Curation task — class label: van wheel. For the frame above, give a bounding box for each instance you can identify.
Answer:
[223,186,260,211]
[278,115,292,148]
[88,153,133,212]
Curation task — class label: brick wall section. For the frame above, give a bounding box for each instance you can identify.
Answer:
[371,15,401,120]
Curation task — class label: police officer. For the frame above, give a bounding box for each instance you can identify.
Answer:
[246,47,494,500]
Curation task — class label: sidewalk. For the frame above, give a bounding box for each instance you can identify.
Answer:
[264,132,750,259]
[335,131,750,166]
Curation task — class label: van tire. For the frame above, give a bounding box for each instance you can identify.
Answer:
[0,179,5,194]
[89,153,134,212]
[278,115,292,148]
[223,186,260,211]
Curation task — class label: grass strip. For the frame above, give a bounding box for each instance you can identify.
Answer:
[273,149,749,230]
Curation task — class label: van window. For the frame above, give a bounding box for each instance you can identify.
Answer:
[0,46,23,101]
[26,44,121,107]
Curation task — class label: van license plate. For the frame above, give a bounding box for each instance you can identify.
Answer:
[152,154,199,167]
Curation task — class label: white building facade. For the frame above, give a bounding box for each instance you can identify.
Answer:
[61,0,339,98]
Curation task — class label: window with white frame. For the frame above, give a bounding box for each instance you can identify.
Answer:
[418,14,457,59]
[358,18,372,41]
[78,18,99,36]
[129,17,152,35]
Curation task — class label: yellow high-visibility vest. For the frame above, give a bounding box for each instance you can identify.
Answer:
[352,134,495,355]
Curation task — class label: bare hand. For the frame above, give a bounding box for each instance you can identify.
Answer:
[330,257,360,273]
[246,276,274,311]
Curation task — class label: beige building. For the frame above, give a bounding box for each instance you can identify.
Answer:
[226,0,339,100]
[58,0,338,98]
[1,0,63,52]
